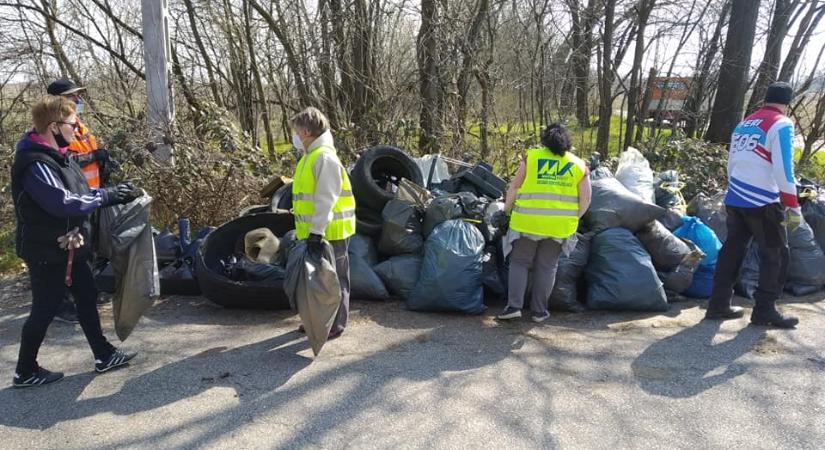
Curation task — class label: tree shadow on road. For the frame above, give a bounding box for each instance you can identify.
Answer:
[631,320,765,398]
[0,331,312,430]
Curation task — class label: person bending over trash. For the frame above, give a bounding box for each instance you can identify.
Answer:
[705,82,800,329]
[497,123,591,322]
[290,107,356,339]
[10,95,140,387]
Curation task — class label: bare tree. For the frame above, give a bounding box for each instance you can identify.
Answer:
[705,0,761,144]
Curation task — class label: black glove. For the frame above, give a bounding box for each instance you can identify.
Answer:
[92,148,110,162]
[490,210,510,229]
[307,233,324,260]
[104,182,140,205]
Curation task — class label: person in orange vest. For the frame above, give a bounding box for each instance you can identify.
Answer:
[46,79,111,189]
[46,79,112,324]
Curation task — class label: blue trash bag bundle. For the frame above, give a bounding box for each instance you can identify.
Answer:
[673,216,722,298]
[407,219,486,314]
[585,228,669,312]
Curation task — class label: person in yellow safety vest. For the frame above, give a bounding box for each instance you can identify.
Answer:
[47,79,111,189]
[290,107,356,339]
[496,123,592,323]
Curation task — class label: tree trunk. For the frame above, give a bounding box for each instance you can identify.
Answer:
[418,0,442,154]
[704,0,760,144]
[243,0,274,158]
[778,2,825,83]
[596,0,617,157]
[567,0,598,127]
[746,0,797,114]
[624,0,656,150]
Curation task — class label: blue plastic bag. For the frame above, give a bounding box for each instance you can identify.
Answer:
[674,216,722,268]
[674,216,722,298]
[407,220,486,314]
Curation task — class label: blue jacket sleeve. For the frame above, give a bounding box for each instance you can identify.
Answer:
[22,162,109,218]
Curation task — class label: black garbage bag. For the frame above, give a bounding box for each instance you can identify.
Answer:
[736,219,825,297]
[378,200,424,255]
[801,196,825,253]
[159,259,200,295]
[423,195,463,236]
[654,170,687,213]
[481,202,507,243]
[482,247,505,297]
[687,192,728,242]
[349,234,390,301]
[657,240,705,294]
[548,233,590,312]
[278,230,297,267]
[408,220,486,314]
[658,209,685,232]
[374,255,423,300]
[635,220,692,271]
[585,228,669,312]
[735,243,760,299]
[422,192,485,236]
[222,254,286,282]
[583,177,666,233]
[786,219,825,294]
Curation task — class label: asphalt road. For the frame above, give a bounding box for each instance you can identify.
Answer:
[0,276,823,449]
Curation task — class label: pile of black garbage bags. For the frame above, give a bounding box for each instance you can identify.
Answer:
[138,143,825,315]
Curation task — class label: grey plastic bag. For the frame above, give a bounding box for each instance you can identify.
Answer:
[378,199,424,255]
[583,177,665,233]
[636,220,692,271]
[284,240,340,356]
[585,228,668,312]
[423,195,464,236]
[373,254,423,300]
[106,195,160,341]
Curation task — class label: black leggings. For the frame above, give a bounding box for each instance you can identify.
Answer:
[16,259,114,375]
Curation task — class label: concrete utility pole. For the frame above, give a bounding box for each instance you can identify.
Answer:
[141,0,175,163]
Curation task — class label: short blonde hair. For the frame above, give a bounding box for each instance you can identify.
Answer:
[32,95,75,133]
[289,107,330,137]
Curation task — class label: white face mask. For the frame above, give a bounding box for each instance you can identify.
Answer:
[292,133,304,151]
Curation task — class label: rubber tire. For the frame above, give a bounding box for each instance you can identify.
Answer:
[356,207,383,237]
[195,212,295,309]
[350,145,423,211]
[269,182,293,211]
[239,205,270,217]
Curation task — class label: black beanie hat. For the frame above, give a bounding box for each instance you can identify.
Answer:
[765,82,793,105]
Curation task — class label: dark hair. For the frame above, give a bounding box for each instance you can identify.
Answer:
[540,123,571,156]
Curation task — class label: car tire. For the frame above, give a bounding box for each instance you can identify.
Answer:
[350,145,423,211]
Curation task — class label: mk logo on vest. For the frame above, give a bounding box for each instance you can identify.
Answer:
[536,159,574,185]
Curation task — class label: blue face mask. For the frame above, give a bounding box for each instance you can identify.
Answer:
[74,99,84,113]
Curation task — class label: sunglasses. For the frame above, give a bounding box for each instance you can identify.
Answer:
[56,121,79,131]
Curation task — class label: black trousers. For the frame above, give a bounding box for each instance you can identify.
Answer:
[16,258,114,375]
[709,203,790,312]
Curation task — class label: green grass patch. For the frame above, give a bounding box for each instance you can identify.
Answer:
[0,225,23,275]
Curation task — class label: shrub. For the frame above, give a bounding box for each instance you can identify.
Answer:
[638,137,728,201]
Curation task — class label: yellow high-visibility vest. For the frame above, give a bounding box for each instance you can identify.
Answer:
[292,145,356,240]
[509,148,585,238]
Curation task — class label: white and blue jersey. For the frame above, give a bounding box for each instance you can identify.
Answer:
[725,106,798,209]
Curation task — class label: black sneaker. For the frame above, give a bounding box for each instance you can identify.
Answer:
[704,306,745,321]
[13,367,64,388]
[531,310,551,323]
[95,349,137,373]
[751,310,799,329]
[496,307,522,320]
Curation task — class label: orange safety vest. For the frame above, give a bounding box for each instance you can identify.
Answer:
[67,119,101,189]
